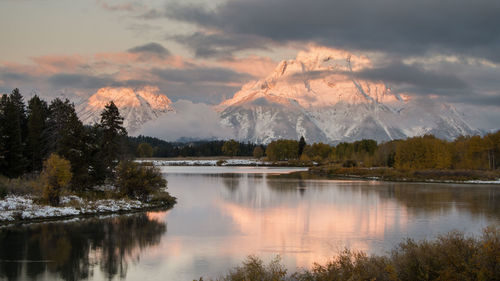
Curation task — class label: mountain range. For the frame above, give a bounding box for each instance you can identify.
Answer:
[76,47,478,143]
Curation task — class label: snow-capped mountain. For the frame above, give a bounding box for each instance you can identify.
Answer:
[77,86,174,133]
[218,47,478,143]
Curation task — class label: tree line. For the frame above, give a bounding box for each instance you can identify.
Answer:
[265,134,500,170]
[129,136,262,158]
[130,130,500,171]
[0,88,128,187]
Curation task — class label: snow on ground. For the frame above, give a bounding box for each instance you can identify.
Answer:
[464,179,500,184]
[0,195,147,223]
[136,159,271,166]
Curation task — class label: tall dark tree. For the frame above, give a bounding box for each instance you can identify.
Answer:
[0,89,27,177]
[26,95,48,171]
[298,136,306,157]
[0,94,8,172]
[99,101,127,179]
[44,98,89,188]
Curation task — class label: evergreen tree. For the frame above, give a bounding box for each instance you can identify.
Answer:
[44,98,89,189]
[0,94,7,171]
[298,136,306,156]
[99,101,127,179]
[0,89,27,177]
[26,95,48,171]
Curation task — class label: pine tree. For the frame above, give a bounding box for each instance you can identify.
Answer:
[26,95,48,171]
[0,89,27,177]
[298,136,306,157]
[44,98,90,189]
[0,94,7,171]
[99,101,127,179]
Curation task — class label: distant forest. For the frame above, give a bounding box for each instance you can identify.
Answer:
[128,136,262,158]
[130,130,500,171]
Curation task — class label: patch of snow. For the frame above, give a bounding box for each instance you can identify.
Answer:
[0,195,151,223]
[136,159,271,166]
[464,179,500,184]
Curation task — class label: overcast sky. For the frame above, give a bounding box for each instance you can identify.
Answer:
[1,0,499,130]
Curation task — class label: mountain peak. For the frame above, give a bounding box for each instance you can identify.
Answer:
[219,46,397,110]
[77,86,174,133]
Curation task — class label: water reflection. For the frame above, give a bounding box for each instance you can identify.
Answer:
[0,213,166,281]
[0,167,498,281]
[155,170,499,279]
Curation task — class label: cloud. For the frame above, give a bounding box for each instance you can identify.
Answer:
[97,0,142,12]
[288,62,467,92]
[47,73,117,89]
[137,99,233,141]
[171,31,271,58]
[151,66,253,84]
[354,63,468,91]
[218,55,277,78]
[127,42,171,58]
[164,0,500,62]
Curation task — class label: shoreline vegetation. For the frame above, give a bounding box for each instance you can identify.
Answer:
[199,227,499,281]
[283,167,500,184]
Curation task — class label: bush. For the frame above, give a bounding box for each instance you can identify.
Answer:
[342,159,357,167]
[116,160,167,201]
[206,227,499,281]
[41,153,72,206]
[137,142,154,157]
[220,255,287,281]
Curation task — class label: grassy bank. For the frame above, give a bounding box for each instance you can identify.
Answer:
[298,166,500,183]
[200,227,499,281]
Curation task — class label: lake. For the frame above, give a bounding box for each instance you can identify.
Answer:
[1,166,499,280]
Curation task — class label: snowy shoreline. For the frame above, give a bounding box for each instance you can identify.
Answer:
[136,158,273,166]
[0,195,173,226]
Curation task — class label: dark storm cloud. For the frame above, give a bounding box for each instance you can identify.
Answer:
[1,71,36,82]
[355,63,468,91]
[164,0,500,62]
[171,32,270,58]
[127,42,171,57]
[289,63,467,92]
[151,66,253,83]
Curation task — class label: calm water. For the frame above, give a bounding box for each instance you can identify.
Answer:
[1,166,499,281]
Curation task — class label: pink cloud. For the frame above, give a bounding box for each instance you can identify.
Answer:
[218,55,277,78]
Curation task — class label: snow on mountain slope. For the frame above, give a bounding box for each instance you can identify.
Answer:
[77,86,174,133]
[218,46,478,143]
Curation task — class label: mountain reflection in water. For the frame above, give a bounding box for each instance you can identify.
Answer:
[0,213,166,281]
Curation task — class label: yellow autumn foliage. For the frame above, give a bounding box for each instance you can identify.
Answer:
[41,153,72,206]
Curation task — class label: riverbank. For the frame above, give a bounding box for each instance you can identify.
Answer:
[0,193,176,226]
[203,226,499,281]
[136,157,310,167]
[297,166,500,184]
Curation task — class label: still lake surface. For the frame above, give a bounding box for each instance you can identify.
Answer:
[1,166,499,280]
